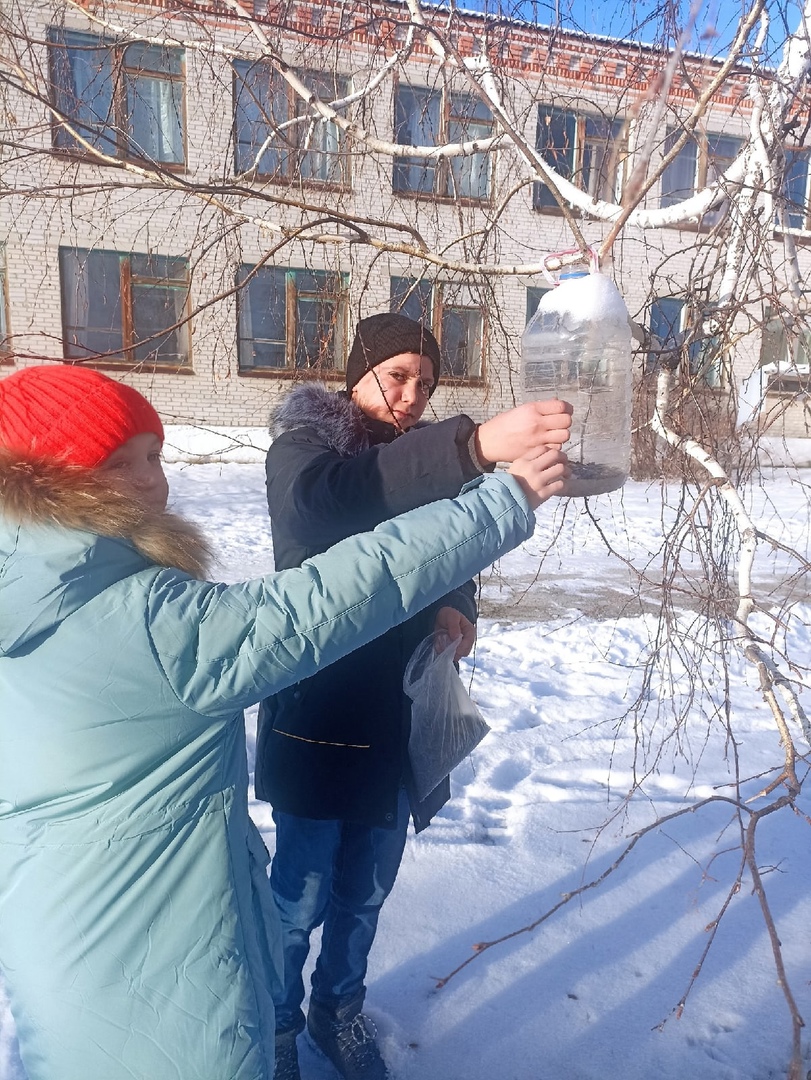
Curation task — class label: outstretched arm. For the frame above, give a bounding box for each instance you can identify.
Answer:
[148,471,555,716]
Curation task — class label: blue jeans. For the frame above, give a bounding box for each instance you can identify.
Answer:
[270,789,410,1034]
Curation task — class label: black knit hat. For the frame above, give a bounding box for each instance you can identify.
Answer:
[345,313,442,396]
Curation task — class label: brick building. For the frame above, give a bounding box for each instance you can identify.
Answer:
[1,0,809,440]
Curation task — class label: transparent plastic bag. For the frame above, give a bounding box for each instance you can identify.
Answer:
[403,633,491,801]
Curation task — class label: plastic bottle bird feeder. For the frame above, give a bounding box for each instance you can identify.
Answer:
[522,263,633,498]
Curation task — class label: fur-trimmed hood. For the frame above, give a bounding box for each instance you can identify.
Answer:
[0,449,209,577]
[270,383,426,455]
[0,450,211,656]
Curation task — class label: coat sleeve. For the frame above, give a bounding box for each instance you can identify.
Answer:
[145,473,533,716]
[268,415,481,547]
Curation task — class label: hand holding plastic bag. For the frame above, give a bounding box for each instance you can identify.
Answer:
[403,633,491,801]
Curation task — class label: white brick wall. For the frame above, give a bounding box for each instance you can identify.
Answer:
[1,0,808,435]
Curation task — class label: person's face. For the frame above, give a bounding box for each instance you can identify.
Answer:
[350,352,435,431]
[98,432,169,512]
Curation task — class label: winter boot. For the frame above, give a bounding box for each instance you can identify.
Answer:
[307,992,389,1080]
[274,1028,302,1080]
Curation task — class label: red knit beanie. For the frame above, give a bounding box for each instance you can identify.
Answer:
[0,365,164,468]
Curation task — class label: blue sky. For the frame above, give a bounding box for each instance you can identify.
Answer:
[460,1,803,60]
[554,0,799,56]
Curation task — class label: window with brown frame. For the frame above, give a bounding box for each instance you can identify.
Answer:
[759,309,811,392]
[393,86,493,201]
[534,107,625,210]
[659,127,742,225]
[59,248,191,369]
[779,147,811,231]
[48,28,185,166]
[233,62,350,185]
[390,275,434,328]
[390,276,484,380]
[236,265,348,373]
[647,296,723,386]
[439,287,484,379]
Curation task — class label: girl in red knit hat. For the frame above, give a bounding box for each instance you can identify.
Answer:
[0,364,570,1080]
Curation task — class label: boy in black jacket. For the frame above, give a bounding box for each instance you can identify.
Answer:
[256,314,571,1080]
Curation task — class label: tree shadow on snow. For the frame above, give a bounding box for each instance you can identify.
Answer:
[368,799,811,1080]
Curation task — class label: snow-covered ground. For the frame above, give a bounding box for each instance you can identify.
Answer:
[2,449,810,1080]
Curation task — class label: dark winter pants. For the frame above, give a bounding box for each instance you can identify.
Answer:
[270,788,410,1034]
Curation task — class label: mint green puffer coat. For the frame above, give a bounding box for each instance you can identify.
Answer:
[0,457,534,1080]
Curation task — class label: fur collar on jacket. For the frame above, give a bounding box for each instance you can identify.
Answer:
[271,383,422,457]
[0,449,210,578]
